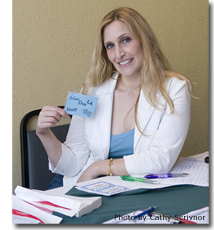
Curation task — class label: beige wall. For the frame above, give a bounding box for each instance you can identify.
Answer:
[13,0,209,191]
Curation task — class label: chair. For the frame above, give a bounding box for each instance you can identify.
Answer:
[20,106,71,190]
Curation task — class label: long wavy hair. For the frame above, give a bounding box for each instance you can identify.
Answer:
[82,7,192,133]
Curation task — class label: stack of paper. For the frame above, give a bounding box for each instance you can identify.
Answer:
[155,151,209,186]
[13,186,102,224]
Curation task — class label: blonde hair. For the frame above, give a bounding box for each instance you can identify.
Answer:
[82,7,192,134]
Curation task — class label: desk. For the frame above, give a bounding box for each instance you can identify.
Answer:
[54,185,209,224]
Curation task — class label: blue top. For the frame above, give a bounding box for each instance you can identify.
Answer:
[108,128,134,159]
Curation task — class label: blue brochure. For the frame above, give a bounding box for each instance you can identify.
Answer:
[65,92,98,118]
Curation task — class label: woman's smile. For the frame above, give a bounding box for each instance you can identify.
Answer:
[118,58,133,66]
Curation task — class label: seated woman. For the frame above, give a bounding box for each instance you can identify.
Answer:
[36,7,192,188]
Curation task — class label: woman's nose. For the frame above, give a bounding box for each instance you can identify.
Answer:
[115,46,125,59]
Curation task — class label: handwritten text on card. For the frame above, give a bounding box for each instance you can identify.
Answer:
[65,92,98,118]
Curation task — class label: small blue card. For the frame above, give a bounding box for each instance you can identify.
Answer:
[65,92,98,118]
[79,181,130,196]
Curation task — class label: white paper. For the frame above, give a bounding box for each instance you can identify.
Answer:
[13,215,41,224]
[12,195,62,224]
[180,206,209,224]
[155,151,209,186]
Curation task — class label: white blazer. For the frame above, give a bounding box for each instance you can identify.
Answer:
[49,72,191,186]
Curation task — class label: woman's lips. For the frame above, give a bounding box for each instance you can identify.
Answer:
[118,58,133,66]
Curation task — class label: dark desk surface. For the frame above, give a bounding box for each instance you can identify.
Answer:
[54,185,209,224]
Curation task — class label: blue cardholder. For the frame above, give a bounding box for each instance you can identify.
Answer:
[65,92,98,118]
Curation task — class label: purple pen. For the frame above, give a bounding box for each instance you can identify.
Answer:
[145,173,189,179]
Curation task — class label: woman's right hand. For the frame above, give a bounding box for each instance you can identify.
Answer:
[36,106,68,136]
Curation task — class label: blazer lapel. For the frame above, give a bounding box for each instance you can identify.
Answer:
[92,74,118,159]
[134,90,161,148]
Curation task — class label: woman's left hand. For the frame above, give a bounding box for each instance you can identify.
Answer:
[77,161,108,183]
[76,158,128,183]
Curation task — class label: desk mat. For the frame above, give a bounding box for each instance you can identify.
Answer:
[54,185,209,224]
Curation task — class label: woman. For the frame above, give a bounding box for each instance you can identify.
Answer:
[36,7,191,188]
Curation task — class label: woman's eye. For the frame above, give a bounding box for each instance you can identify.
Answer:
[106,44,114,49]
[123,37,131,43]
